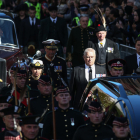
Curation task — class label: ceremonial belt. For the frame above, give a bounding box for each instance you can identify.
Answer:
[96,62,106,65]
[12,91,27,106]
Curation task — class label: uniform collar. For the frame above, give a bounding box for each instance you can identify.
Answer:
[40,94,51,99]
[90,122,102,128]
[58,107,69,113]
[45,55,55,62]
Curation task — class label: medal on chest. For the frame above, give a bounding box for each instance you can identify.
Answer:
[71,118,75,126]
[50,63,54,67]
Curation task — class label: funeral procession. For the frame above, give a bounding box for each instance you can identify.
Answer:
[1,0,140,140]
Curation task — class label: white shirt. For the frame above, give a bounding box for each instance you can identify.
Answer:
[98,39,106,48]
[50,17,57,23]
[29,17,36,25]
[85,64,95,82]
[137,53,140,66]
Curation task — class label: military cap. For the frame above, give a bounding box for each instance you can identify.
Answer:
[79,4,89,11]
[0,95,9,103]
[4,130,21,140]
[113,117,129,127]
[0,105,21,116]
[30,60,44,69]
[9,63,19,74]
[95,24,107,32]
[55,86,70,96]
[18,114,40,125]
[48,5,58,11]
[17,69,27,78]
[42,39,60,49]
[87,101,103,113]
[38,75,51,85]
[108,59,126,70]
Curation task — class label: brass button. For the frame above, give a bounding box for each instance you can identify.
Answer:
[64,114,66,117]
[66,135,68,137]
[57,73,59,74]
[65,125,67,127]
[95,129,97,131]
[29,84,31,86]
[46,100,48,102]
[48,109,50,110]
[66,130,68,132]
[47,104,49,106]
[65,120,67,122]
[95,135,97,137]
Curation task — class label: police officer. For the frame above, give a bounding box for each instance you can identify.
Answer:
[0,95,9,133]
[29,60,44,92]
[104,117,133,140]
[0,105,22,140]
[73,101,114,140]
[40,39,67,88]
[108,59,126,76]
[19,115,48,140]
[67,14,96,67]
[25,0,41,19]
[42,86,85,140]
[72,5,93,27]
[28,75,53,116]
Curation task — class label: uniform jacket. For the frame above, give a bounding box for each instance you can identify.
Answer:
[124,54,138,75]
[73,123,114,140]
[19,17,40,46]
[69,64,106,109]
[38,17,68,49]
[40,55,67,88]
[42,108,85,140]
[88,38,120,67]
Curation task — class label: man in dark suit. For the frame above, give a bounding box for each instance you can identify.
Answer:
[88,24,120,70]
[19,6,40,53]
[38,5,68,56]
[124,37,140,75]
[69,48,106,109]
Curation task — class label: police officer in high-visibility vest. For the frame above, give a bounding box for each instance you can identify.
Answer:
[25,0,41,19]
[0,0,3,9]
[72,4,93,27]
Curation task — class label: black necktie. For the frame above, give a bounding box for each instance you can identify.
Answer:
[89,66,92,80]
[32,19,34,26]
[53,20,55,24]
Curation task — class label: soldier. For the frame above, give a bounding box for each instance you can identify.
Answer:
[42,86,85,140]
[19,115,48,140]
[66,14,96,67]
[73,101,114,140]
[104,117,132,140]
[28,60,44,92]
[108,59,126,76]
[0,105,22,140]
[40,39,67,88]
[0,95,9,133]
[27,75,53,116]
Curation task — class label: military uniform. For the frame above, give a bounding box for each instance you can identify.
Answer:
[104,137,136,140]
[66,26,96,67]
[0,84,13,96]
[0,118,5,133]
[22,135,48,140]
[73,123,114,140]
[42,108,85,140]
[40,55,67,88]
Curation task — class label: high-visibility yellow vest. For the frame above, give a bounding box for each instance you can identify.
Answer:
[0,0,3,9]
[73,17,93,27]
[25,1,41,19]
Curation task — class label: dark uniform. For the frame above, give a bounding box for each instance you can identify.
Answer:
[73,101,114,140]
[0,84,13,96]
[0,106,21,140]
[40,40,67,88]
[42,86,85,140]
[66,26,96,67]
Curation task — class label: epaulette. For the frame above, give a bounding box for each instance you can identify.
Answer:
[57,56,65,61]
[88,26,95,29]
[72,26,79,28]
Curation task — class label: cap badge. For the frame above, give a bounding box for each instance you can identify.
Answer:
[51,41,55,46]
[117,61,120,64]
[35,62,41,66]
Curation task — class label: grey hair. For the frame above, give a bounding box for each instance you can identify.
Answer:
[84,48,96,56]
[80,14,89,20]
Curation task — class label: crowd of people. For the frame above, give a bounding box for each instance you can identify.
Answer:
[0,0,140,139]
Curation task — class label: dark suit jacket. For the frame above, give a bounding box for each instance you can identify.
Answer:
[124,54,138,75]
[19,17,40,46]
[38,17,68,49]
[69,64,106,109]
[88,38,120,68]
